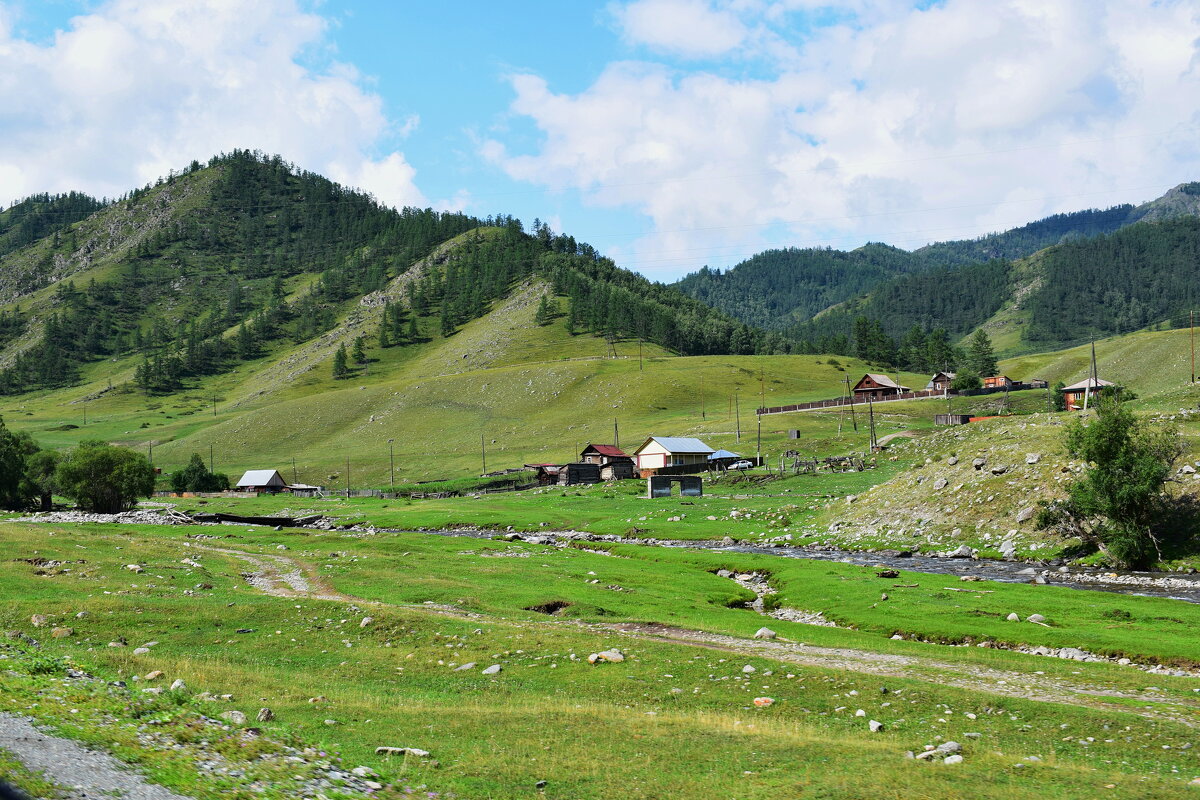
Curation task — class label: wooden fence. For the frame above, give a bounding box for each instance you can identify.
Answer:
[756,389,944,416]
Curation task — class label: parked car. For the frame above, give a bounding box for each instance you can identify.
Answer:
[729,459,754,470]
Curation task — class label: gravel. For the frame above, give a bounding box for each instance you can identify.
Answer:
[0,712,192,799]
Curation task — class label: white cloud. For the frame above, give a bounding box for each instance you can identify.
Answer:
[613,0,748,57]
[0,0,427,209]
[489,0,1200,279]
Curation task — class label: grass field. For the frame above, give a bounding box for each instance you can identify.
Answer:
[3,520,1199,799]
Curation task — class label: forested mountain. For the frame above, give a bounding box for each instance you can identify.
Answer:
[0,151,777,396]
[674,182,1200,332]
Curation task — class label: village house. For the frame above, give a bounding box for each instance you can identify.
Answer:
[1060,377,1116,410]
[579,443,635,480]
[524,462,602,486]
[632,436,715,474]
[983,375,1014,389]
[235,469,287,493]
[852,373,910,402]
[927,371,956,392]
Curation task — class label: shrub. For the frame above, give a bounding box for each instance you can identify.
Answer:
[56,440,156,513]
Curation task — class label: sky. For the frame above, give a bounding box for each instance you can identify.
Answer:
[1,0,1199,282]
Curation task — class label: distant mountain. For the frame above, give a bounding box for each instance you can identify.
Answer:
[0,151,777,396]
[673,182,1200,335]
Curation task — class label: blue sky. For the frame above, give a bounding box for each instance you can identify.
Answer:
[2,0,1199,281]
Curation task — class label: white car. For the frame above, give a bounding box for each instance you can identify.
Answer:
[729,459,754,470]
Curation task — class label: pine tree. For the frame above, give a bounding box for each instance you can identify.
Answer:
[352,336,367,364]
[534,295,557,326]
[407,315,420,343]
[967,329,997,377]
[332,344,349,379]
[378,320,390,349]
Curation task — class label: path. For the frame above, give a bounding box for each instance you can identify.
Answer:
[0,713,191,800]
[210,547,1200,728]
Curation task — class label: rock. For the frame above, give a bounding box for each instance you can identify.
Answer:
[999,539,1017,559]
[596,649,624,663]
[869,719,884,732]
[536,779,548,789]
[936,741,962,754]
[720,537,735,546]
[972,457,986,470]
[29,614,49,627]
[1006,613,1020,622]
[947,456,959,466]
[742,664,757,674]
[359,617,373,628]
[716,569,733,578]
[990,464,1009,475]
[943,754,963,765]
[375,746,430,758]
[855,709,866,717]
[50,627,73,638]
[351,766,378,778]
[880,593,889,600]
[965,732,982,739]
[125,564,144,573]
[875,569,899,578]
[944,545,975,559]
[959,575,982,582]
[1027,613,1046,623]
[933,478,948,491]
[1057,647,1088,661]
[75,611,88,619]
[324,719,338,726]
[219,710,247,725]
[482,664,502,675]
[256,708,274,722]
[753,627,777,640]
[454,662,477,671]
[142,687,163,695]
[169,679,186,690]
[1016,506,1036,524]
[1181,465,1196,475]
[1025,453,1040,464]
[144,670,164,680]
[132,647,150,655]
[914,750,938,761]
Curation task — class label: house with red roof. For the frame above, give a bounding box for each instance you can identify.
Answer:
[579,443,635,480]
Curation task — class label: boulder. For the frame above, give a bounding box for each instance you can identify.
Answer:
[219,710,247,725]
[29,614,49,628]
[1025,453,1040,464]
[257,708,274,722]
[933,478,948,491]
[869,720,884,732]
[50,627,73,639]
[972,457,987,470]
[375,747,430,757]
[596,649,624,663]
[936,741,962,754]
[943,754,963,765]
[1006,613,1020,622]
[1015,506,1036,524]
[1026,613,1046,624]
[947,456,959,466]
[943,545,975,559]
[482,664,503,675]
[753,627,777,640]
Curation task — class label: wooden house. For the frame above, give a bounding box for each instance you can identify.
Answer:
[927,371,956,392]
[983,375,1014,389]
[525,463,602,486]
[852,374,910,401]
[1060,378,1116,410]
[235,469,287,493]
[632,437,715,473]
[579,444,635,480]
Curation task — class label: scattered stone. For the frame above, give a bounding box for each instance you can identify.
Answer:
[144,670,164,680]
[359,617,373,628]
[880,593,889,601]
[29,614,48,627]
[257,708,275,722]
[132,647,150,655]
[943,754,963,765]
[324,719,338,726]
[742,665,757,674]
[454,662,477,671]
[1006,613,1020,622]
[936,741,962,754]
[169,679,186,691]
[308,695,327,703]
[50,627,73,638]
[972,457,986,470]
[1025,453,1040,464]
[536,779,548,789]
[947,456,959,466]
[74,611,88,619]
[219,710,247,725]
[1027,613,1046,623]
[943,545,975,559]
[591,649,624,664]
[375,746,430,757]
[990,464,1009,475]
[965,732,982,739]
[1016,506,1036,524]
[753,627,777,640]
[933,478,948,491]
[753,697,774,707]
[351,766,377,778]
[875,569,899,579]
[482,664,502,675]
[125,564,144,573]
[869,720,884,732]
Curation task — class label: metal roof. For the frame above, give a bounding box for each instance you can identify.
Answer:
[235,469,286,487]
[582,444,629,457]
[1060,377,1116,391]
[636,436,715,454]
[857,373,909,391]
[708,449,742,460]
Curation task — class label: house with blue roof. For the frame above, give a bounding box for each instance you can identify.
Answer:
[632,436,715,473]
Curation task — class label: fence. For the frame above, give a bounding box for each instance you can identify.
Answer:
[757,381,1042,417]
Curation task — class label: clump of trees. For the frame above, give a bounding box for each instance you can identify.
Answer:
[56,441,156,513]
[1036,395,1186,568]
[170,453,229,493]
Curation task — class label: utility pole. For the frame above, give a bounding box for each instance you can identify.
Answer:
[82,398,87,425]
[1083,339,1097,412]
[209,443,213,473]
[759,368,765,410]
[613,419,619,449]
[1191,310,1195,384]
[756,414,762,461]
[735,390,741,444]
[148,441,153,468]
[867,396,877,451]
[345,456,350,497]
[481,434,487,475]
[388,439,395,491]
[292,456,297,484]
[638,339,643,371]
[848,378,857,431]
[213,395,217,417]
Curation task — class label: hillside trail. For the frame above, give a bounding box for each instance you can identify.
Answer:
[206,546,1200,727]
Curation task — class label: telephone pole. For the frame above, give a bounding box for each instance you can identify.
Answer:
[209,443,213,473]
[613,419,619,449]
[292,456,297,484]
[388,439,395,491]
[345,456,350,497]
[1191,310,1195,384]
[756,414,762,461]
[481,434,487,475]
[867,396,877,451]
[735,391,741,443]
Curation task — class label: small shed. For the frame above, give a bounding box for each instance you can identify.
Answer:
[559,462,601,486]
[525,464,563,486]
[852,373,910,401]
[579,443,635,480]
[1060,378,1116,410]
[235,469,287,493]
[984,375,1014,389]
[927,371,956,391]
[632,436,715,472]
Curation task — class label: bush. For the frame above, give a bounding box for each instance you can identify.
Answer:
[56,440,156,513]
[950,370,982,392]
[170,453,230,493]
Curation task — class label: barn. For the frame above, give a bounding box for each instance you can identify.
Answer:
[235,469,288,493]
